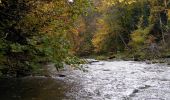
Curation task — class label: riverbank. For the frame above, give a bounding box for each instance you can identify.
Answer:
[86,53,170,65]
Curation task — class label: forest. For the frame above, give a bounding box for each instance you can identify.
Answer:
[0,0,170,77]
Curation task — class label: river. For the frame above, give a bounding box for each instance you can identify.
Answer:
[0,60,170,100]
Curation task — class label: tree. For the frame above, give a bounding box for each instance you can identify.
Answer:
[0,0,89,77]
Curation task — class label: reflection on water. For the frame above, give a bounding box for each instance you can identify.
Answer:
[0,77,74,100]
[1,60,170,100]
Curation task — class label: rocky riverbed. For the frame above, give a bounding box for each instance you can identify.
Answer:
[0,60,170,100]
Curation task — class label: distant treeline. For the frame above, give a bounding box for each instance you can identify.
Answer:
[71,0,170,59]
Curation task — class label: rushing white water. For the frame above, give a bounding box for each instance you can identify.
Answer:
[63,60,170,100]
[1,60,170,100]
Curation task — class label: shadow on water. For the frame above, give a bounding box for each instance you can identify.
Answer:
[1,60,170,100]
[0,77,74,100]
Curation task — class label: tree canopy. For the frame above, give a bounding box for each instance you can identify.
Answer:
[0,0,89,77]
[0,0,170,77]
